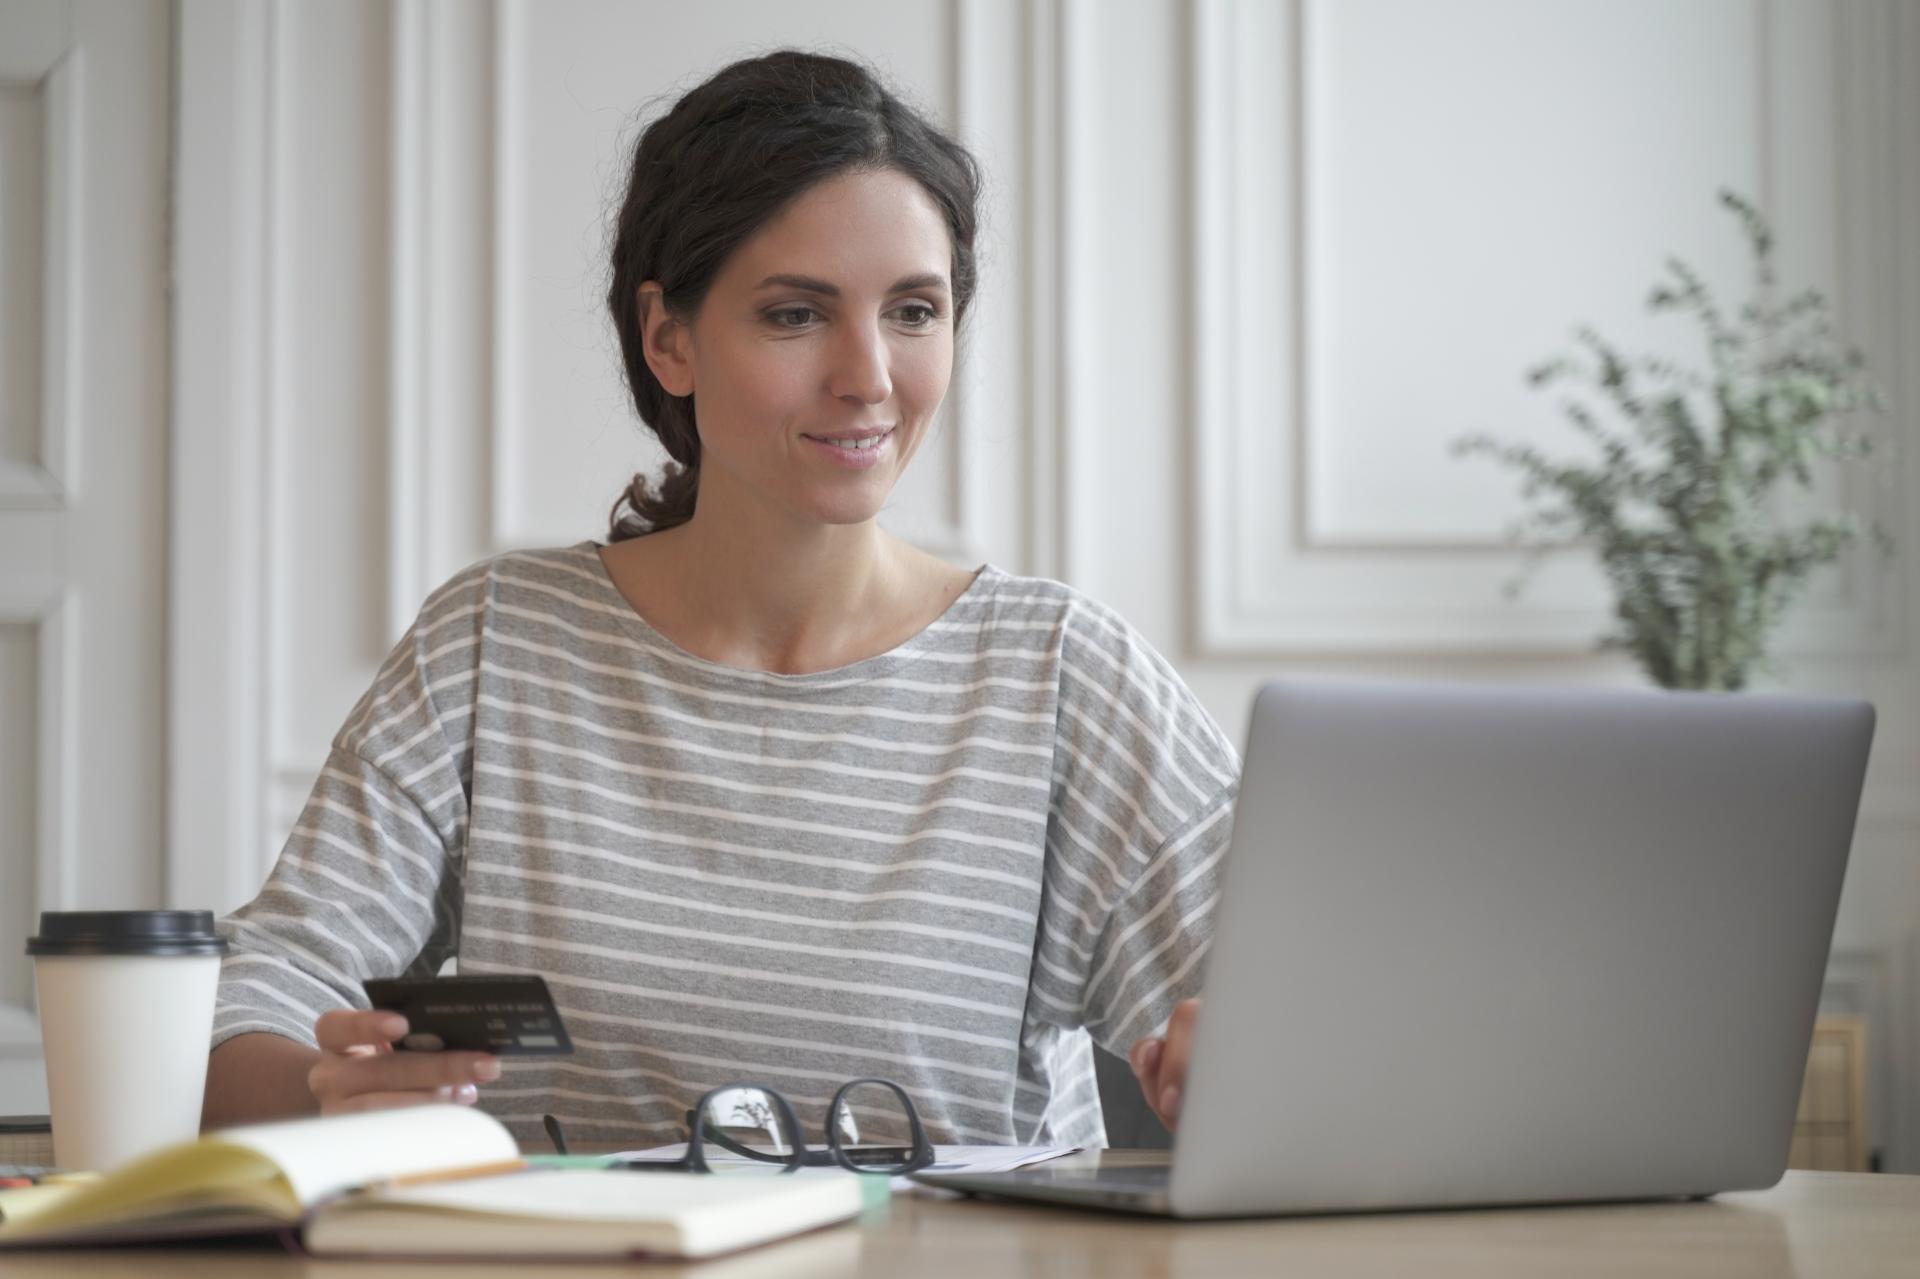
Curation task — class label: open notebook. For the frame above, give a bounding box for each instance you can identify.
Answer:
[0,1105,865,1260]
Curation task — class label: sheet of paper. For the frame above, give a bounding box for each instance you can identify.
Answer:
[917,1146,1083,1176]
[612,1143,1079,1194]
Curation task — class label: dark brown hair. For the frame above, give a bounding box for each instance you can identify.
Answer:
[605,49,983,540]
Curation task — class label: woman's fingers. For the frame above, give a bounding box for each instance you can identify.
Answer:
[1128,1029,1177,1127]
[1128,1036,1165,1092]
[315,1008,408,1054]
[328,1086,478,1116]
[1154,999,1202,1127]
[1129,999,1202,1132]
[309,1008,499,1113]
[319,1049,500,1099]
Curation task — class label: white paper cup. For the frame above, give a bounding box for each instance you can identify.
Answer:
[28,911,228,1172]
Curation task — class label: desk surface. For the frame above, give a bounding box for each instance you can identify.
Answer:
[2,1164,1914,1277]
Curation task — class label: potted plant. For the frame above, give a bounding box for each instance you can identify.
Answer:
[1453,189,1895,691]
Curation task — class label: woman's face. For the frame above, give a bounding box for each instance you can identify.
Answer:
[646,168,957,531]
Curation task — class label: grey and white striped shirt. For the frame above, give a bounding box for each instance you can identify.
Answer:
[213,542,1240,1149]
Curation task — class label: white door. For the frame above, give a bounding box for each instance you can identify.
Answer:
[0,0,171,1115]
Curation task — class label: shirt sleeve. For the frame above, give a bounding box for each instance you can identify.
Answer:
[210,565,485,1050]
[1030,599,1242,1054]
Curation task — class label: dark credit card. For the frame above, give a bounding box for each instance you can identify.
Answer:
[363,974,575,1056]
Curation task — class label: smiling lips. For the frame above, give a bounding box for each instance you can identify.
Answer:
[801,428,895,468]
[802,427,894,452]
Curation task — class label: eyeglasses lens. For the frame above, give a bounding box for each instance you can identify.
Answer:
[696,1087,795,1173]
[831,1081,921,1173]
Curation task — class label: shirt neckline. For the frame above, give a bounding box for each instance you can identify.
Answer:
[573,540,1001,689]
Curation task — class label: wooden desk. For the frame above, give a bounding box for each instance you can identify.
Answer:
[0,1165,1913,1277]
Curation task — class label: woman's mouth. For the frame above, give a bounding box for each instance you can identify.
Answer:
[801,428,895,469]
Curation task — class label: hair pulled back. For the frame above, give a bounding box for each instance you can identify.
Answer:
[605,49,982,540]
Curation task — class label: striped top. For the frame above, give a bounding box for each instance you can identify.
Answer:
[213,542,1241,1149]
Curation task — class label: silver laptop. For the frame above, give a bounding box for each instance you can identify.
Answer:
[913,677,1875,1217]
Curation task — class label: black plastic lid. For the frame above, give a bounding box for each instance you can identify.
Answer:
[26,911,228,957]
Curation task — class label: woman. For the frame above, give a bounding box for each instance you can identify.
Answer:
[203,49,1235,1150]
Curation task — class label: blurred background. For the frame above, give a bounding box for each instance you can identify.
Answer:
[1,0,1914,1168]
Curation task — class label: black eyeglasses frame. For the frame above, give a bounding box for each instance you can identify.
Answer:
[545,1076,934,1176]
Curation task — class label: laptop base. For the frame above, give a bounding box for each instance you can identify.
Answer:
[913,1163,1173,1215]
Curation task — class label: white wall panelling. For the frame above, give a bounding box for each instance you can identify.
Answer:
[1191,0,1909,658]
[486,0,526,553]
[1,0,170,1114]
[0,56,74,1062]
[0,50,78,508]
[168,0,275,911]
[954,0,1072,579]
[387,0,428,639]
[1020,0,1059,579]
[1790,0,1908,659]
[1805,0,1910,659]
[386,0,496,639]
[0,588,76,1109]
[951,0,1063,574]
[1031,0,1079,583]
[0,625,36,1014]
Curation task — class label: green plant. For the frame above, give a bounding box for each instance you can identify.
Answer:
[1453,189,1895,691]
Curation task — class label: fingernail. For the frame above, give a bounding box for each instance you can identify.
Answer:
[473,1058,501,1083]
[1161,1085,1181,1121]
[1142,1040,1163,1073]
[379,1014,408,1038]
[452,1083,478,1105]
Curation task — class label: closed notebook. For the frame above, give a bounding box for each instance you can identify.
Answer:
[0,1105,864,1260]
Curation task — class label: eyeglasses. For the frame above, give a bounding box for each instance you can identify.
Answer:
[543,1076,934,1176]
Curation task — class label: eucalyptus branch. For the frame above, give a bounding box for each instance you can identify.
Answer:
[1450,189,1895,691]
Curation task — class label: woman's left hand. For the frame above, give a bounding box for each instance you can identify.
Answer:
[1127,998,1201,1132]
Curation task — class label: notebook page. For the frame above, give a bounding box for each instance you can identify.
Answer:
[311,1168,864,1259]
[215,1104,520,1206]
[355,1167,849,1220]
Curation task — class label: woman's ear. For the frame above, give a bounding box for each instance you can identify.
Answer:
[637,282,695,398]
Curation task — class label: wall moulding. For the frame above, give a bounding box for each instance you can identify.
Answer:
[0,49,81,509]
[1189,0,1912,660]
[168,0,275,914]
[0,589,76,1055]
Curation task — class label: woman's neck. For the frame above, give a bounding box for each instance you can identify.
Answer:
[599,492,958,676]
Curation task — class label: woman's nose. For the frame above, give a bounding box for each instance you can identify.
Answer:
[828,321,892,405]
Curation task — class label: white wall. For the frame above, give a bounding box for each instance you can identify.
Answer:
[0,0,172,1116]
[153,0,1920,1166]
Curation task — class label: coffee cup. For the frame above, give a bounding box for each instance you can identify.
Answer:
[27,911,228,1171]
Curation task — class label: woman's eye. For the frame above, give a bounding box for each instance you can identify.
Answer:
[767,303,941,330]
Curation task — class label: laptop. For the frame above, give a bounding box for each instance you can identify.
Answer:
[913,677,1875,1217]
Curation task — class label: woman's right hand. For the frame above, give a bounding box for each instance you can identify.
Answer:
[308,1009,501,1115]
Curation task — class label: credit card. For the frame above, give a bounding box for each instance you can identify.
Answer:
[362,974,575,1056]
